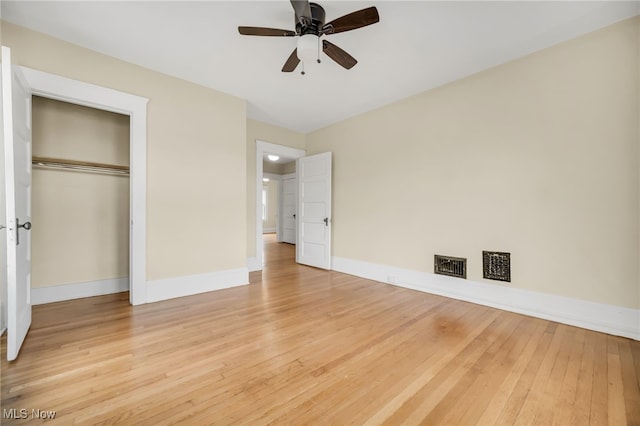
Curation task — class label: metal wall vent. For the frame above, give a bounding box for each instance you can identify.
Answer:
[434,255,467,279]
[483,251,511,282]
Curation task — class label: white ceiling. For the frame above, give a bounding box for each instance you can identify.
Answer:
[263,153,295,164]
[2,1,638,133]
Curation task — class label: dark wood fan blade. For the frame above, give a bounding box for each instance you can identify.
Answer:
[282,49,301,72]
[290,0,312,23]
[238,26,296,37]
[322,6,379,34]
[322,40,357,70]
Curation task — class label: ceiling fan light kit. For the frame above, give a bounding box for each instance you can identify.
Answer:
[238,0,379,75]
[296,34,318,63]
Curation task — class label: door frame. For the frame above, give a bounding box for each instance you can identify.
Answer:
[20,66,148,305]
[255,140,304,271]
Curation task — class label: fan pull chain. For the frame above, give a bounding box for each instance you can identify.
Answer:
[317,37,321,64]
[301,61,305,76]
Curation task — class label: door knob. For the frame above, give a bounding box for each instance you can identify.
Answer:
[323,217,329,226]
[16,219,31,245]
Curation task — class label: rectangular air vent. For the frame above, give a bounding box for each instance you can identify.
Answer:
[483,251,511,282]
[434,255,467,279]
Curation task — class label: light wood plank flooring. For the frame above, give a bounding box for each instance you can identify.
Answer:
[2,234,639,425]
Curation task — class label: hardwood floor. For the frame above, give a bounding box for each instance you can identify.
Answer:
[2,233,639,425]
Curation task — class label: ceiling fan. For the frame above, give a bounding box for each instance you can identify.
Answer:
[238,0,379,74]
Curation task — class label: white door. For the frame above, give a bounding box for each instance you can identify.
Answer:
[281,176,297,244]
[296,152,332,269]
[2,46,33,361]
[0,49,6,335]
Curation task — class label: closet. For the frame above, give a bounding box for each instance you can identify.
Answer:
[31,96,130,301]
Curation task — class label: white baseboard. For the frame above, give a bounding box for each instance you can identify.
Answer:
[247,257,261,272]
[32,278,129,305]
[146,268,249,303]
[332,256,640,341]
[263,228,276,233]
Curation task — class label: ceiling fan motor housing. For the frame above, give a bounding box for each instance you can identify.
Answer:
[296,2,326,35]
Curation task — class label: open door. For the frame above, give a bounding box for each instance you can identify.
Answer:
[2,46,33,361]
[281,175,297,244]
[296,152,332,269]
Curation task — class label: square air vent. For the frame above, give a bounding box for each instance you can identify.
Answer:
[483,251,511,282]
[434,255,466,279]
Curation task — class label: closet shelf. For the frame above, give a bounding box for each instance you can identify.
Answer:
[31,156,130,176]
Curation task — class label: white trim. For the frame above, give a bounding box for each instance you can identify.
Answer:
[20,67,148,305]
[262,172,296,181]
[263,173,284,181]
[332,256,640,341]
[145,268,249,303]
[255,140,305,271]
[247,257,261,272]
[32,278,129,305]
[275,179,281,239]
[263,227,276,233]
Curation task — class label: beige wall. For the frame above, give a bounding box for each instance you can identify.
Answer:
[281,161,296,175]
[307,17,640,309]
[32,96,130,164]
[263,161,283,175]
[263,160,297,175]
[31,97,130,288]
[246,119,305,258]
[2,22,247,282]
[262,179,279,231]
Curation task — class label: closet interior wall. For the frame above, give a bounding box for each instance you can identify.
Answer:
[31,96,130,294]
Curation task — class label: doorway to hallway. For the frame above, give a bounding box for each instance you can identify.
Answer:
[262,233,295,268]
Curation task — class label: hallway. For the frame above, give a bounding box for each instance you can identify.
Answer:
[261,233,295,269]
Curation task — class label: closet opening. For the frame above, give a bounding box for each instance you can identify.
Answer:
[30,96,131,305]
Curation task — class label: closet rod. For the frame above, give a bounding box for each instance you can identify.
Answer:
[31,156,130,176]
